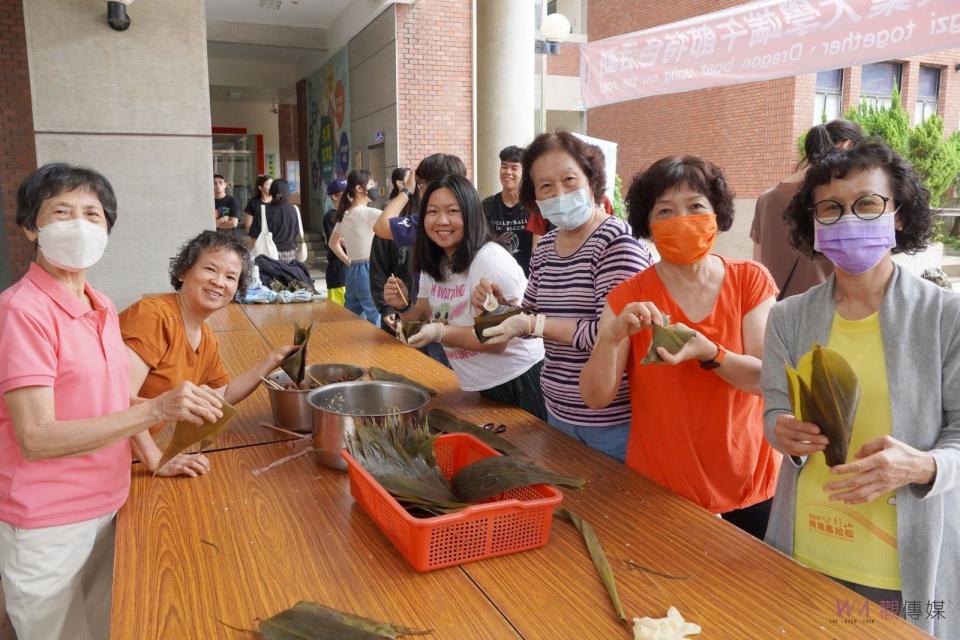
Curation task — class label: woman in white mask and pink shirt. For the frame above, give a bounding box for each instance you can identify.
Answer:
[0,164,222,640]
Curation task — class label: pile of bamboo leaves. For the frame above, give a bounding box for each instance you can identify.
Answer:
[345,413,584,517]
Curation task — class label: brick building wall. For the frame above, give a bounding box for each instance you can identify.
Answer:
[586,0,799,198]
[395,0,473,178]
[0,0,38,286]
[547,44,580,76]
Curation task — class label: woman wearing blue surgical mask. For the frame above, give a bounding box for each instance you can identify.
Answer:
[763,140,958,639]
[0,164,222,639]
[471,132,651,462]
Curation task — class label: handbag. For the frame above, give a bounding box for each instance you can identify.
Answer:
[251,204,279,260]
[294,204,308,263]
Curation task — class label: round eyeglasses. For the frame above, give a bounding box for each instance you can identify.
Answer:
[811,193,893,225]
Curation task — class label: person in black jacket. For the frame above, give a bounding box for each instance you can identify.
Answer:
[323,178,347,305]
[371,168,417,331]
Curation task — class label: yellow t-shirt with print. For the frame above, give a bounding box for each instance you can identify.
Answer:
[793,311,900,590]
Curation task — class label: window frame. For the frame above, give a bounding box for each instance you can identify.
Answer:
[813,69,844,125]
[915,65,941,124]
[860,62,902,110]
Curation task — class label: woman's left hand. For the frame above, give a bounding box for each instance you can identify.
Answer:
[482,313,533,344]
[154,452,211,478]
[823,436,937,504]
[407,322,444,348]
[655,323,718,365]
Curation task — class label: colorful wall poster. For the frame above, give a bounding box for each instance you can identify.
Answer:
[306,47,350,221]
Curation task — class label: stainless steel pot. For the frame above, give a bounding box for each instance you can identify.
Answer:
[306,381,432,470]
[264,363,364,433]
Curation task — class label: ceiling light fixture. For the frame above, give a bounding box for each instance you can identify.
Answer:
[259,0,283,10]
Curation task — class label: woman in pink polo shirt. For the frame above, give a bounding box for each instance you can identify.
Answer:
[0,164,223,640]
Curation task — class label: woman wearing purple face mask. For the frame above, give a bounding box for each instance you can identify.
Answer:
[762,140,959,638]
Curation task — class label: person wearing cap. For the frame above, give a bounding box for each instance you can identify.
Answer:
[323,178,347,305]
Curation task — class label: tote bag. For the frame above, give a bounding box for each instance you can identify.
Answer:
[294,205,308,263]
[252,204,279,260]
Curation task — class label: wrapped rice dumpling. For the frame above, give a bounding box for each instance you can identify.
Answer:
[280,321,313,384]
[784,344,860,467]
[641,319,697,364]
[156,401,236,471]
[395,319,425,343]
[473,304,530,343]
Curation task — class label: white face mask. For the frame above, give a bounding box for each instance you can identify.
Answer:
[37,219,109,272]
[536,186,594,231]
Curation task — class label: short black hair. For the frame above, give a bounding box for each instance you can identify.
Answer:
[169,230,252,298]
[626,156,735,239]
[784,139,932,257]
[499,145,524,164]
[415,153,467,185]
[214,174,226,181]
[519,131,606,211]
[16,163,118,232]
[412,174,492,281]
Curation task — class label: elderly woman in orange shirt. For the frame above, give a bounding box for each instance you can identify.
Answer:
[581,155,780,540]
[120,230,294,477]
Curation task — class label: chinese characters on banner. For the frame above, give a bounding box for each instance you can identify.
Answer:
[581,0,960,108]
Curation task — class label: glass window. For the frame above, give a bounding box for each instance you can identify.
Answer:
[916,66,940,123]
[813,69,843,124]
[861,62,901,110]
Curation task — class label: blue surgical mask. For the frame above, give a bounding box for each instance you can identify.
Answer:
[536,187,594,230]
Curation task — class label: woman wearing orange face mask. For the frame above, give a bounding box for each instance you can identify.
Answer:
[581,156,780,540]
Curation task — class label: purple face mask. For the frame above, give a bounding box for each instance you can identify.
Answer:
[813,212,896,275]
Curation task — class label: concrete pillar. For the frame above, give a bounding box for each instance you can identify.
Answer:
[477,0,536,199]
[22,0,213,310]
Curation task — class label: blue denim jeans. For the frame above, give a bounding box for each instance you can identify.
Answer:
[344,260,380,327]
[546,411,630,463]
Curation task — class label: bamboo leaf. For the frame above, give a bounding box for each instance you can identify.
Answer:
[557,509,628,626]
[368,367,436,397]
[427,408,522,456]
[280,322,314,384]
[450,456,586,503]
[641,323,697,364]
[156,401,236,471]
[808,344,860,467]
[258,601,430,639]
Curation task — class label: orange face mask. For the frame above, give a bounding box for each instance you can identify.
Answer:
[650,213,718,265]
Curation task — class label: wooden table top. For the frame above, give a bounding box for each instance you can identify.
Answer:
[113,302,931,639]
[112,442,520,640]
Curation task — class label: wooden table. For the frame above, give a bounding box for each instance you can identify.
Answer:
[112,302,930,639]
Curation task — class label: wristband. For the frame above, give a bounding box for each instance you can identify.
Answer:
[532,314,546,338]
[401,188,413,198]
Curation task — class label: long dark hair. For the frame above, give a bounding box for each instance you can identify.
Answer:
[801,120,863,168]
[336,169,372,222]
[268,179,291,204]
[413,174,492,281]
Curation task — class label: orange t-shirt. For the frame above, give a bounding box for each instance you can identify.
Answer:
[118,294,230,401]
[606,257,780,513]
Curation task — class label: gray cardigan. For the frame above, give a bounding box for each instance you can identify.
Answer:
[762,264,960,639]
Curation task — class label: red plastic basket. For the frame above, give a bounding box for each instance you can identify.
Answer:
[341,432,564,572]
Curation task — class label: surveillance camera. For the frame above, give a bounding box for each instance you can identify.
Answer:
[107,0,133,31]
[271,103,280,114]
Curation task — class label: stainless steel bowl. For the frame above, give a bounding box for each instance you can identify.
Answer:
[264,363,365,433]
[306,380,432,470]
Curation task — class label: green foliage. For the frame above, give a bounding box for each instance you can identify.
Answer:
[843,87,909,154]
[796,87,960,206]
[612,174,626,220]
[907,116,960,207]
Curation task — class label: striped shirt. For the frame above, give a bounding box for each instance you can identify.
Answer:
[523,217,652,426]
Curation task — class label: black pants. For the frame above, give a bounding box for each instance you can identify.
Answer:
[721,498,773,541]
[479,360,547,420]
